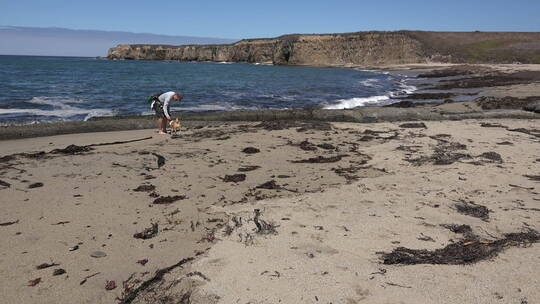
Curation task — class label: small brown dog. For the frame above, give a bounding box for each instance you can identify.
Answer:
[169,118,181,134]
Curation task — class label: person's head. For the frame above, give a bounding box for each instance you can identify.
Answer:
[173,93,183,101]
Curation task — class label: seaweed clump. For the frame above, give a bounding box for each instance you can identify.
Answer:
[382,229,540,265]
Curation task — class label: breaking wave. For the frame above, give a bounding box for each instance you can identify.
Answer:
[0,97,114,121]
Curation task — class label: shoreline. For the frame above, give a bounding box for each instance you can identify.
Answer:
[1,63,539,141]
[1,107,539,141]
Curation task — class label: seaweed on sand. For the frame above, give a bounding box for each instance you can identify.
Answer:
[222,174,246,183]
[455,200,490,221]
[405,138,471,166]
[291,154,348,164]
[133,184,156,192]
[478,152,503,163]
[381,229,540,265]
[152,195,187,205]
[524,175,540,182]
[399,122,427,129]
[133,223,159,239]
[117,257,194,304]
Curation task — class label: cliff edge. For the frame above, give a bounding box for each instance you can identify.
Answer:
[107,31,540,67]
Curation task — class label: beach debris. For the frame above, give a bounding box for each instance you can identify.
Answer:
[90,251,107,258]
[480,122,506,128]
[80,272,100,285]
[69,245,79,251]
[455,200,490,221]
[238,165,261,172]
[0,137,153,163]
[496,141,514,145]
[399,122,427,129]
[133,184,156,192]
[53,269,66,276]
[117,257,194,304]
[507,128,540,138]
[136,259,148,266]
[253,209,278,235]
[441,224,473,235]
[152,195,186,205]
[298,140,317,151]
[386,282,412,289]
[133,223,158,240]
[151,153,166,168]
[242,147,260,154]
[0,219,19,226]
[417,234,435,242]
[186,271,210,281]
[51,144,93,155]
[27,278,42,287]
[406,138,470,166]
[524,175,540,182]
[317,143,336,150]
[28,182,44,189]
[91,137,153,147]
[478,152,503,163]
[52,221,70,225]
[0,179,11,188]
[105,280,117,290]
[256,180,281,190]
[223,216,243,236]
[381,229,540,265]
[292,155,347,164]
[222,174,246,183]
[36,262,60,270]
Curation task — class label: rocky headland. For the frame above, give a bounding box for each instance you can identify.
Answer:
[108,31,540,67]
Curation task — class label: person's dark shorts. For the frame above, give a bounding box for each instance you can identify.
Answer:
[152,99,169,119]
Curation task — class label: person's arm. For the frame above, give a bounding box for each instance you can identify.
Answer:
[163,96,172,120]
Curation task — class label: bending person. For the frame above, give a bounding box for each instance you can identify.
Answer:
[150,91,183,134]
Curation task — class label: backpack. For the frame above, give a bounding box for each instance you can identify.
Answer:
[146,91,165,104]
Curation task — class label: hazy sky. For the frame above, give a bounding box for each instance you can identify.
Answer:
[2,0,540,39]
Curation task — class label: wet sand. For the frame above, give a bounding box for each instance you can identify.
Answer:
[1,118,539,304]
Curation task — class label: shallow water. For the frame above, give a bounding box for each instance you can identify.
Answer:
[0,55,417,123]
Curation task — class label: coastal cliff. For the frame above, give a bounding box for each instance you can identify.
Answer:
[108,31,540,67]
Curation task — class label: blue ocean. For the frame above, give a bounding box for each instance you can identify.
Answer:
[0,55,418,124]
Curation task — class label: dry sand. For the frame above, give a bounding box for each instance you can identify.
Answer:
[1,119,539,304]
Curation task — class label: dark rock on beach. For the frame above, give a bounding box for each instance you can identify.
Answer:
[242,147,260,154]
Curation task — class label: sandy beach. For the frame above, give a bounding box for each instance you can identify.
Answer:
[1,117,539,304]
[1,64,539,304]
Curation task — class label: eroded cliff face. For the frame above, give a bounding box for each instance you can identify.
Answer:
[107,31,540,66]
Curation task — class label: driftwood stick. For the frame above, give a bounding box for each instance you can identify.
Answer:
[89,136,153,147]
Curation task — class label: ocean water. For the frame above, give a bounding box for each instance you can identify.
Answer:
[0,55,417,124]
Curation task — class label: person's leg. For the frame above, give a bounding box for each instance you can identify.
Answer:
[156,118,163,133]
[160,118,168,134]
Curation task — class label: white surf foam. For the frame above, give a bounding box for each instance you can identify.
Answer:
[323,95,391,109]
[0,96,114,121]
[360,78,381,88]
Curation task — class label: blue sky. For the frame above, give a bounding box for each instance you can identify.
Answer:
[1,0,540,38]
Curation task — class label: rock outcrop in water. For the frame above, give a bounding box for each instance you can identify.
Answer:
[107,31,540,67]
